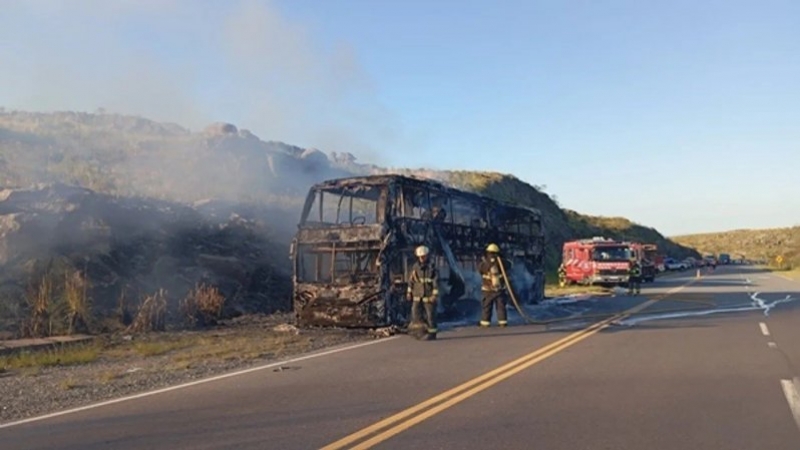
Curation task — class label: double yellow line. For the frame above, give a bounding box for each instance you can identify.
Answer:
[322,295,667,450]
[321,281,699,449]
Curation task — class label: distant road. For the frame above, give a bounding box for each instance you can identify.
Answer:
[2,266,800,449]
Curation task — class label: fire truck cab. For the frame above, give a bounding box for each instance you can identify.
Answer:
[560,237,633,286]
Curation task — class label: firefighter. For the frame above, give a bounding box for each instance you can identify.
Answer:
[628,258,642,296]
[479,243,510,327]
[406,245,439,340]
[558,263,567,288]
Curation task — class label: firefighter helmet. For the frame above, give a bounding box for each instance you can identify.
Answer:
[486,243,500,253]
[415,245,430,257]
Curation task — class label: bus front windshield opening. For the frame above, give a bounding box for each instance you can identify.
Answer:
[304,186,381,225]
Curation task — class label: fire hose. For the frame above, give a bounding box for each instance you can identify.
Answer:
[496,257,543,324]
[495,257,714,326]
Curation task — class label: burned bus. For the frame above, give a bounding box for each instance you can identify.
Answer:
[290,174,546,327]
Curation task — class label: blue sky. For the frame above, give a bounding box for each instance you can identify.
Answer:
[1,0,798,235]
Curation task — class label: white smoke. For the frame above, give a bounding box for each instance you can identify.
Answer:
[461,270,483,301]
[0,0,406,161]
[443,259,540,304]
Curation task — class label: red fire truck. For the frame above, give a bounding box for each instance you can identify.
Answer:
[559,237,634,286]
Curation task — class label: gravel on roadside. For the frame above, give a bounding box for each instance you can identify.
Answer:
[0,314,393,424]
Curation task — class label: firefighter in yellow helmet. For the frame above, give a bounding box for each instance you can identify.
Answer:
[406,245,439,340]
[558,263,568,288]
[478,243,510,327]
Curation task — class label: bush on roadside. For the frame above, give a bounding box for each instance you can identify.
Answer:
[128,290,167,333]
[179,283,226,328]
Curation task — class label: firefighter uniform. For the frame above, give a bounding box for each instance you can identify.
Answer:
[407,245,439,340]
[628,260,642,295]
[479,243,510,327]
[558,263,567,287]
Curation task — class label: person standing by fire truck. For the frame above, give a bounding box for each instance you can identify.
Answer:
[628,258,642,295]
[558,263,567,287]
[479,243,510,327]
[407,245,439,340]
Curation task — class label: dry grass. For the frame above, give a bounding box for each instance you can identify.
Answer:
[63,270,91,334]
[103,327,327,372]
[1,312,366,382]
[179,284,226,328]
[169,333,311,367]
[132,339,193,357]
[543,270,611,297]
[0,332,303,372]
[60,378,83,390]
[0,343,100,370]
[20,267,96,338]
[128,290,167,333]
[24,273,53,338]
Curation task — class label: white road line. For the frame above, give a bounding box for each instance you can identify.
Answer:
[769,342,778,349]
[781,379,800,433]
[665,285,688,295]
[0,336,399,429]
[760,322,771,336]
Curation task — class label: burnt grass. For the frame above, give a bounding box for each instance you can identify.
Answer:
[0,313,388,424]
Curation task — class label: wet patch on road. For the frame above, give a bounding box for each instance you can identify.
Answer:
[615,291,799,326]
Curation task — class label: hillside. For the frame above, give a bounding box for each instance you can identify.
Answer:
[673,227,800,268]
[0,110,698,337]
[423,172,698,268]
[0,110,696,258]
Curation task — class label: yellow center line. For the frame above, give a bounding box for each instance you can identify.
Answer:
[322,280,693,450]
[348,312,627,450]
[319,314,617,450]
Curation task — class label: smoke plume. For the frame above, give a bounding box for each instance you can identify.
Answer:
[0,0,400,159]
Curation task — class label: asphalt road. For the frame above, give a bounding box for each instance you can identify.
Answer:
[2,266,800,449]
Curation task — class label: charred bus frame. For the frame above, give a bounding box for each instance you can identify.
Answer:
[290,174,545,327]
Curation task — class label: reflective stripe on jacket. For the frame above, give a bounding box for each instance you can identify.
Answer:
[408,261,439,299]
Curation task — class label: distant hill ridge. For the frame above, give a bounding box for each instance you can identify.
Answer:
[673,227,800,268]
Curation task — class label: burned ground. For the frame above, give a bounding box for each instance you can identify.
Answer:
[0,184,292,338]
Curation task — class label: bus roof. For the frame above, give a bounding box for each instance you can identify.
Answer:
[310,174,542,217]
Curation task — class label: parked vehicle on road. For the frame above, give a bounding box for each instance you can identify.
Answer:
[664,258,687,271]
[561,237,634,286]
